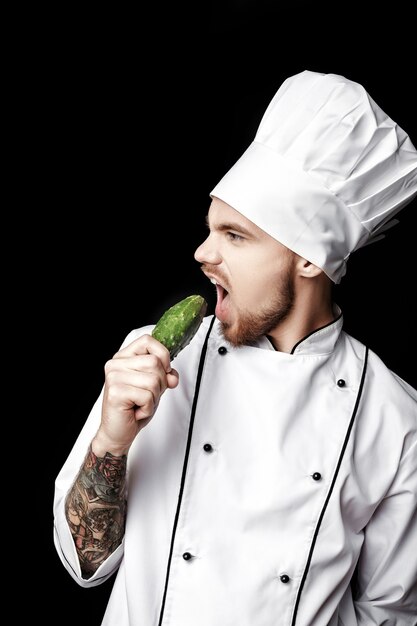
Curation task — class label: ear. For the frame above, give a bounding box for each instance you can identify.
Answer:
[296,258,323,278]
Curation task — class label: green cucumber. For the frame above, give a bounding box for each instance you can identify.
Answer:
[152,295,207,359]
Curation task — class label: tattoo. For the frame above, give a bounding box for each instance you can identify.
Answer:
[65,445,127,579]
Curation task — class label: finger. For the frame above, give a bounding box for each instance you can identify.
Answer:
[134,405,158,422]
[105,369,168,399]
[106,354,169,378]
[113,334,172,372]
[106,384,157,418]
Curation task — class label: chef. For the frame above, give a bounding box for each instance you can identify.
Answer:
[54,71,417,625]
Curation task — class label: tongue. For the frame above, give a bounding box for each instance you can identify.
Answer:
[215,284,229,321]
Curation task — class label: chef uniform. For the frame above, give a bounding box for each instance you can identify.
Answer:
[54,71,417,625]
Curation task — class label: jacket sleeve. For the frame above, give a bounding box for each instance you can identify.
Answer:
[353,439,417,625]
[53,328,146,588]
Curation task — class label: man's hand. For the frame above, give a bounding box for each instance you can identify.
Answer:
[93,334,179,456]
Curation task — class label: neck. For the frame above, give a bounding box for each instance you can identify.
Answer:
[268,276,334,353]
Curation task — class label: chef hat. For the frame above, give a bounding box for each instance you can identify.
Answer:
[211,70,417,283]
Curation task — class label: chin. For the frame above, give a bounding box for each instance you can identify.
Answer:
[220,319,251,347]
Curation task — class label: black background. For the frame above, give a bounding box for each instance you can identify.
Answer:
[33,2,416,623]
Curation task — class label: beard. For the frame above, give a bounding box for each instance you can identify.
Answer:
[220,261,295,347]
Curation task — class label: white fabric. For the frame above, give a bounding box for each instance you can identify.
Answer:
[211,70,417,283]
[54,315,417,625]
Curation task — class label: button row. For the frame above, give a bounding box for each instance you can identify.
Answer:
[218,346,346,390]
[182,552,291,584]
[203,448,322,479]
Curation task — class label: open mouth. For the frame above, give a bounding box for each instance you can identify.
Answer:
[215,282,228,301]
[210,277,230,321]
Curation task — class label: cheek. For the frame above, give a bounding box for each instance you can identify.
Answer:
[235,262,276,304]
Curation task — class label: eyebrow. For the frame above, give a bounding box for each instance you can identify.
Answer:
[205,215,254,238]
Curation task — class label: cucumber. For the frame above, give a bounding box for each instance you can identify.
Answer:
[152,295,207,359]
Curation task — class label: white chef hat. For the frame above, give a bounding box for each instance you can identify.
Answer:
[211,70,417,283]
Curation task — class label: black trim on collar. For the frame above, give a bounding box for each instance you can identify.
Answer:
[158,316,216,626]
[290,345,369,625]
[290,309,343,355]
[266,335,278,351]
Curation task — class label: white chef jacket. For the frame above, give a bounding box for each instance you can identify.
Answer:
[54,311,417,625]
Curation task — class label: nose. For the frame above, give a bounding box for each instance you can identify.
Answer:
[194,234,221,265]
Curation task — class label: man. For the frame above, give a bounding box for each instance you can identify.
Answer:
[54,71,417,625]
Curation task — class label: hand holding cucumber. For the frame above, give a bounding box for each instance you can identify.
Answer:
[94,295,207,456]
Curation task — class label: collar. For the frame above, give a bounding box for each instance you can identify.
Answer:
[259,304,343,356]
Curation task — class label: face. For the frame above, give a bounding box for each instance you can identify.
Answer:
[194,197,296,346]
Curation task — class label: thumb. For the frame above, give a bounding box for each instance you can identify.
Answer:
[167,369,180,389]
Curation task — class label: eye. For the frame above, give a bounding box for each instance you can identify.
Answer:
[226,231,244,242]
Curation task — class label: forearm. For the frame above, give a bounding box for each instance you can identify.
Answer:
[65,443,127,579]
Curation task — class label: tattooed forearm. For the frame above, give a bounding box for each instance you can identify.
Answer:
[65,445,127,579]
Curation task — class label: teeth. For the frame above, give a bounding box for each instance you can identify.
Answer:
[210,278,217,285]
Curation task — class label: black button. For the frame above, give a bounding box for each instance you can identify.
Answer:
[203,443,213,452]
[218,346,227,355]
[337,379,346,387]
[182,552,193,561]
[280,574,290,583]
[312,472,322,481]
